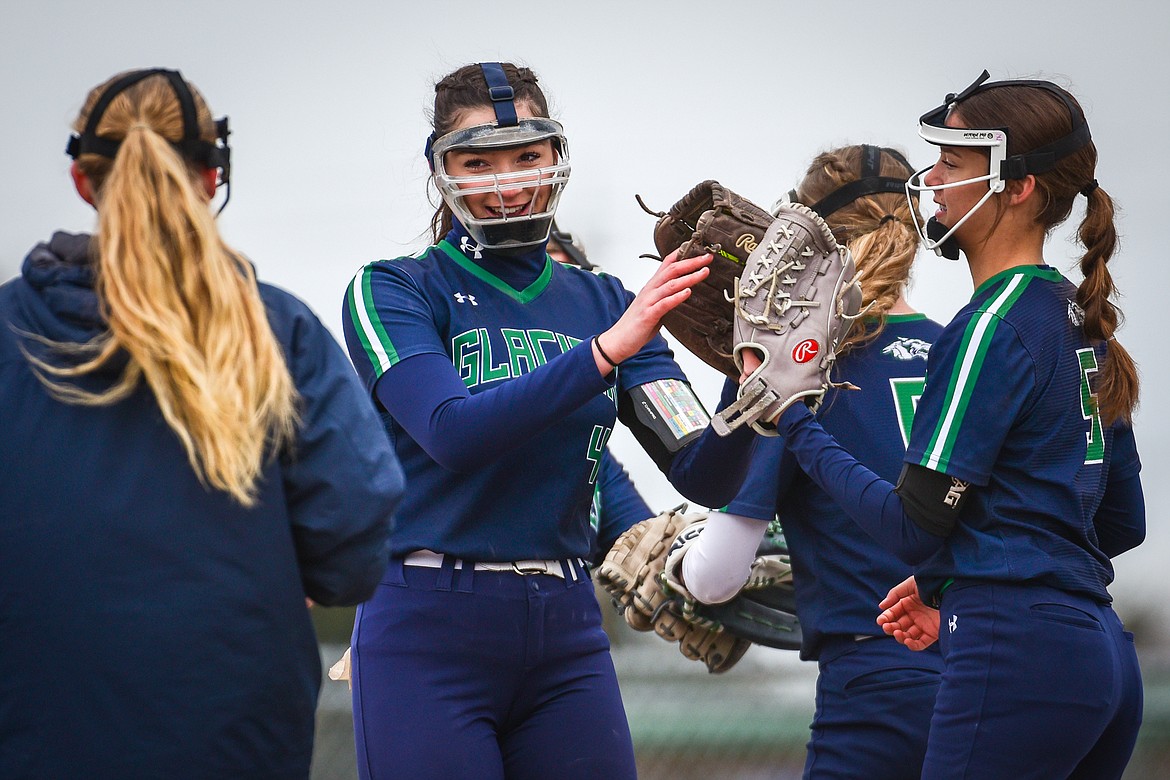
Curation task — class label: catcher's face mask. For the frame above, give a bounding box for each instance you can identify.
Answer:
[907,70,1092,260]
[426,63,570,250]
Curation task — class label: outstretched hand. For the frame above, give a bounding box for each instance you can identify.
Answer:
[593,250,711,373]
[876,576,939,651]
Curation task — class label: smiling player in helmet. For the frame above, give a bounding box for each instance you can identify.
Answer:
[342,61,764,780]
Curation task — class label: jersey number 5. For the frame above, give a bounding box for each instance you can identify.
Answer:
[1077,348,1104,465]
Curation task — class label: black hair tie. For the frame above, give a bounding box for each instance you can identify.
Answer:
[879,214,897,225]
[1081,179,1099,197]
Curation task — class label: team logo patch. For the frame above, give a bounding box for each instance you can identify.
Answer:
[791,339,820,364]
[882,337,932,361]
[1067,299,1085,327]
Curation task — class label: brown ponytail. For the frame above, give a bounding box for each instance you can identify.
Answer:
[958,84,1138,424]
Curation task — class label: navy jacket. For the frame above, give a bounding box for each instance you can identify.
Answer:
[0,232,404,779]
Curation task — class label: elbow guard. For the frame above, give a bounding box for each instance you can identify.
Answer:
[895,463,972,537]
[618,378,710,474]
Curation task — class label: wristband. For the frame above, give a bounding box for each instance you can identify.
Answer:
[593,335,620,369]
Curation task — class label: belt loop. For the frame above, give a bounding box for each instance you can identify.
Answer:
[456,559,475,593]
[386,557,407,587]
[436,554,457,591]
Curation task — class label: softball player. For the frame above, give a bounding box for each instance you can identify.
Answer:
[1,70,403,779]
[757,73,1145,778]
[341,62,757,780]
[680,145,947,778]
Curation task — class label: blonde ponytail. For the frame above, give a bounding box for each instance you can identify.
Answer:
[31,72,298,506]
[794,146,919,353]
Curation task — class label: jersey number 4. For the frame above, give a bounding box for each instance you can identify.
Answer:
[586,425,613,484]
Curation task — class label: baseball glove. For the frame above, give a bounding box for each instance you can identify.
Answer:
[596,508,802,672]
[594,506,696,633]
[638,180,777,379]
[712,202,864,436]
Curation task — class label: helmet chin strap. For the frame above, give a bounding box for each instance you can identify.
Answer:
[926,218,961,261]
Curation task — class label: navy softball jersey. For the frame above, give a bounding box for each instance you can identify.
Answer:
[728,315,944,656]
[909,264,1142,601]
[591,452,654,566]
[344,225,748,561]
[727,314,945,779]
[340,223,753,780]
[775,264,1145,779]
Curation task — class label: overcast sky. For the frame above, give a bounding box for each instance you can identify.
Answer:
[4,0,1168,628]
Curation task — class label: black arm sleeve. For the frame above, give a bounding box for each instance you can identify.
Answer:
[894,462,972,537]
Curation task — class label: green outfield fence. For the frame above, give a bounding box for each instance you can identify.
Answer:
[309,586,1170,780]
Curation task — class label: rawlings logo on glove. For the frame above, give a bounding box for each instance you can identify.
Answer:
[712,202,864,436]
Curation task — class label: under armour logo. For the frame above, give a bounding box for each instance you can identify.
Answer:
[460,236,484,259]
[453,292,478,306]
[943,477,969,508]
[948,614,958,633]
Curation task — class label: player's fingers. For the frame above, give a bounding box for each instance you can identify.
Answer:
[657,251,712,280]
[877,607,910,629]
[636,263,708,311]
[652,262,711,297]
[649,287,694,318]
[880,576,917,609]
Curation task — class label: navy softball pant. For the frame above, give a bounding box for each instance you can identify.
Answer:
[350,557,637,780]
[924,581,1142,779]
[804,635,943,779]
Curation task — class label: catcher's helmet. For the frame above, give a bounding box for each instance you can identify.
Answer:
[906,70,1091,260]
[66,68,232,214]
[427,63,570,251]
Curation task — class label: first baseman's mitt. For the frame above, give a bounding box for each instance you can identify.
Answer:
[712,202,864,436]
[596,508,801,672]
[638,181,777,379]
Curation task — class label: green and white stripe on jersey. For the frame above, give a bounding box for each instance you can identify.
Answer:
[918,272,1031,471]
[347,265,399,375]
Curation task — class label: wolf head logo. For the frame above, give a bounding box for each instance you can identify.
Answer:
[882,337,932,361]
